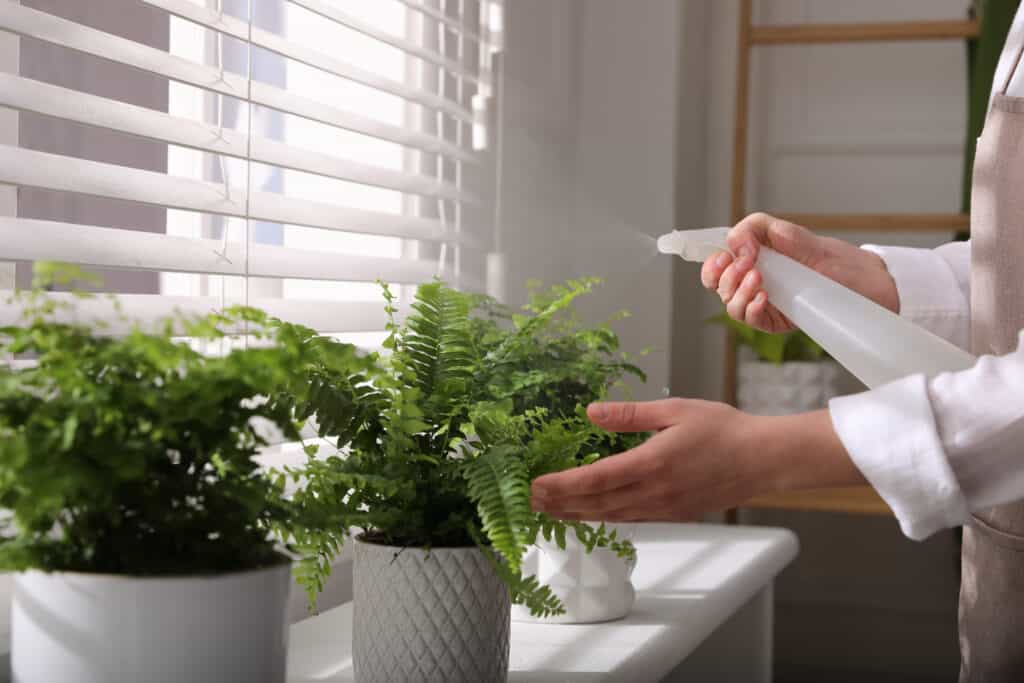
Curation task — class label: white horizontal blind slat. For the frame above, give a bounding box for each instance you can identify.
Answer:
[138,0,480,84]
[0,3,477,162]
[252,136,477,204]
[0,72,247,155]
[0,293,391,334]
[0,74,475,201]
[247,18,473,123]
[0,144,480,246]
[287,0,479,77]
[0,2,249,99]
[249,190,480,247]
[0,217,442,283]
[249,80,477,164]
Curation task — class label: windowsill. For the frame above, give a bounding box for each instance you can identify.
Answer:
[287,523,799,682]
[0,524,800,681]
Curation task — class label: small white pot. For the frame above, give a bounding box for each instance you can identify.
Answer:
[12,562,291,683]
[353,536,510,683]
[511,524,636,624]
[738,359,854,416]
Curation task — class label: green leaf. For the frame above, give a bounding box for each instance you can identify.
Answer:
[60,416,78,451]
[465,445,532,571]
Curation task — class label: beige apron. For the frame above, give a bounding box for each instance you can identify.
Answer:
[959,31,1024,683]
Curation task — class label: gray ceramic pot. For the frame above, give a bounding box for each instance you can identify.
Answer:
[352,536,510,683]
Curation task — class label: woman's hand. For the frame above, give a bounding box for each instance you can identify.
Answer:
[530,399,865,522]
[701,213,899,333]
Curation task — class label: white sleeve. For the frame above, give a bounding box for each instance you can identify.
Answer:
[827,240,1024,541]
[830,340,1024,541]
[860,240,971,350]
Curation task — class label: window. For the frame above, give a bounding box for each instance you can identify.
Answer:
[0,0,503,347]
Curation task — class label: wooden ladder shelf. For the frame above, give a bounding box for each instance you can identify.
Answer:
[728,3,978,518]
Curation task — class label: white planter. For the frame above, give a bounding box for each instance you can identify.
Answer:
[353,536,510,683]
[511,524,636,624]
[12,562,291,683]
[738,359,854,416]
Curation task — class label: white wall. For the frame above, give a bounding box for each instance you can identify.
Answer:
[500,0,696,400]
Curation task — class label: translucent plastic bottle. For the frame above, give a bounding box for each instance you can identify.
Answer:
[658,227,977,389]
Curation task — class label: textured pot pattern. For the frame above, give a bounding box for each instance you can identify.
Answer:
[738,360,854,416]
[511,524,636,624]
[12,563,291,683]
[353,538,511,683]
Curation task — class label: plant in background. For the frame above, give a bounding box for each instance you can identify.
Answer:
[0,264,324,576]
[709,312,828,364]
[277,279,643,616]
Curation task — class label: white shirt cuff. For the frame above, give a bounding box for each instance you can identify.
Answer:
[829,374,969,540]
[861,244,969,349]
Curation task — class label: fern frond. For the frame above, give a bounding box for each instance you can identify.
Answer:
[398,282,476,412]
[563,520,636,564]
[464,445,532,571]
[468,523,564,618]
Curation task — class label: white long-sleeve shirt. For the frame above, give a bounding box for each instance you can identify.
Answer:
[829,241,1024,540]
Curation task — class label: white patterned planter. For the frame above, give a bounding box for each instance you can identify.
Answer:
[353,537,510,683]
[12,562,291,683]
[511,525,636,624]
[738,360,854,416]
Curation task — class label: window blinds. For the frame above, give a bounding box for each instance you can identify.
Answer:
[0,0,503,334]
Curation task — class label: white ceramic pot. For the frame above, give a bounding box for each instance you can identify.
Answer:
[511,524,636,624]
[353,536,510,683]
[738,359,855,416]
[11,562,291,683]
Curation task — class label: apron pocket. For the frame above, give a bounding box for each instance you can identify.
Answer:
[969,510,1024,551]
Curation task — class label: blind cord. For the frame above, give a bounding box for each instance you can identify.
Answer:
[243,0,255,344]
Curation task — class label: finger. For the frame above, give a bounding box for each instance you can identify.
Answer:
[600,507,694,524]
[531,427,680,499]
[744,290,774,330]
[532,451,655,503]
[587,399,687,433]
[726,212,773,263]
[531,451,655,501]
[716,262,745,305]
[700,251,733,290]
[726,269,761,323]
[729,212,816,266]
[535,481,648,519]
[762,303,795,332]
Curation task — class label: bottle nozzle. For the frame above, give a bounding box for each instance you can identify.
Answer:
[656,227,732,262]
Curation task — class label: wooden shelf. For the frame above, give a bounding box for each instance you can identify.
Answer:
[751,19,980,45]
[744,486,891,516]
[778,212,970,232]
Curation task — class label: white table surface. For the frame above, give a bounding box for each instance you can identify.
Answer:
[287,523,799,682]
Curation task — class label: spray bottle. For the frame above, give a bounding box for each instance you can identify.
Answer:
[657,227,976,389]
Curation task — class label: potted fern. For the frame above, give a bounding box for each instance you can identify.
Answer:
[279,280,638,682]
[0,267,322,683]
[711,313,855,415]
